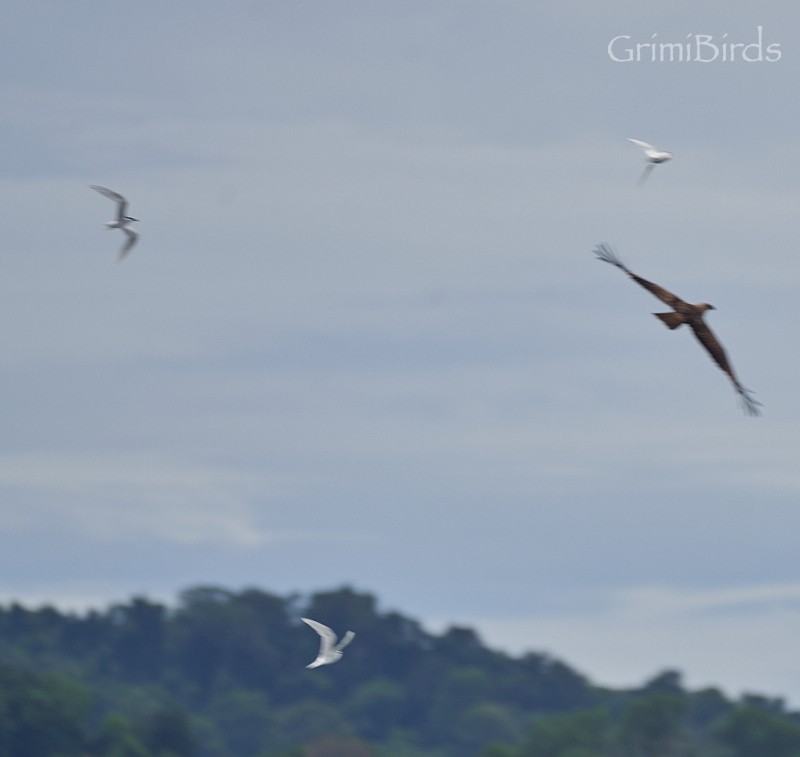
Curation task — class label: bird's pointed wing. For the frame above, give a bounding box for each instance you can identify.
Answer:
[90,185,124,203]
[117,228,138,263]
[637,162,655,186]
[90,185,128,221]
[594,244,685,309]
[689,321,762,416]
[301,617,337,655]
[628,138,657,155]
[334,631,355,653]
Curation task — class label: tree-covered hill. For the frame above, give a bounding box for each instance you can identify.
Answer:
[0,585,798,757]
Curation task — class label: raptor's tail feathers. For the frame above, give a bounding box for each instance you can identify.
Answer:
[593,243,626,269]
[654,312,685,330]
[736,386,763,417]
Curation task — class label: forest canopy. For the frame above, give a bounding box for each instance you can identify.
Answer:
[0,585,797,757]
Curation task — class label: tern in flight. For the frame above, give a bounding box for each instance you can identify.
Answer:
[627,138,672,185]
[90,185,139,262]
[301,617,355,669]
[594,243,761,416]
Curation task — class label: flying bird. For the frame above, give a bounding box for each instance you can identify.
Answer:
[301,617,355,669]
[90,185,139,262]
[627,138,672,185]
[593,243,761,416]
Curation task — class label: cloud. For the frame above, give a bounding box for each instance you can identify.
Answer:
[617,582,800,616]
[0,453,279,546]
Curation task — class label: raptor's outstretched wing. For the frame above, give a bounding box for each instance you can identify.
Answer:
[689,320,762,416]
[593,243,685,309]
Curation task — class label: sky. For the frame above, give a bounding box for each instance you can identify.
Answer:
[2,0,800,705]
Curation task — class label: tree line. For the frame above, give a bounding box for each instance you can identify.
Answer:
[0,585,798,756]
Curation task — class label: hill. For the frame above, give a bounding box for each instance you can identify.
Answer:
[0,585,798,756]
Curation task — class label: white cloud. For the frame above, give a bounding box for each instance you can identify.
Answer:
[0,453,280,546]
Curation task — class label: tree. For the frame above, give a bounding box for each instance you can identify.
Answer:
[109,598,167,681]
[142,707,196,757]
[454,702,524,755]
[518,708,611,757]
[716,704,800,757]
[207,687,274,756]
[91,713,149,757]
[619,692,688,757]
[344,678,406,740]
[426,666,492,741]
[272,700,352,753]
[0,665,88,757]
[303,735,375,757]
[480,745,517,757]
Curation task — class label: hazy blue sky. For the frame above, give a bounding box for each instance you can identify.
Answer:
[3,0,800,703]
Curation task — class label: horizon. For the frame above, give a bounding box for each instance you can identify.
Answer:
[2,580,798,709]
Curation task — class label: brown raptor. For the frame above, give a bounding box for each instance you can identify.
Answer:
[594,243,761,416]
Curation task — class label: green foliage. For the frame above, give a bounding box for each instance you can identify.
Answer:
[206,686,274,756]
[480,745,518,757]
[619,691,688,756]
[454,702,524,754]
[518,708,612,757]
[142,707,196,756]
[302,735,376,756]
[0,586,798,757]
[716,703,800,757]
[91,713,149,757]
[344,678,406,739]
[272,700,354,752]
[0,664,88,756]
